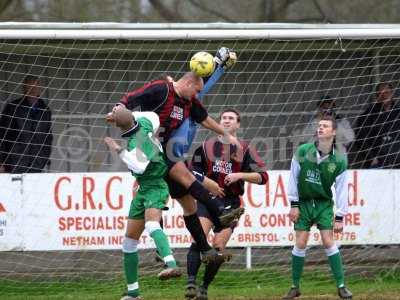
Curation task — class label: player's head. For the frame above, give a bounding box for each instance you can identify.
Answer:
[219,108,240,135]
[175,72,204,100]
[111,105,134,130]
[23,75,41,99]
[317,114,337,141]
[376,82,393,104]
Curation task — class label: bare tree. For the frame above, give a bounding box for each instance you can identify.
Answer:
[0,0,13,15]
[0,0,400,23]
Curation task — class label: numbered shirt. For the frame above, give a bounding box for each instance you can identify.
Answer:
[119,113,167,183]
[288,143,348,217]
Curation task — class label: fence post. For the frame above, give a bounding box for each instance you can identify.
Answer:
[246,246,252,269]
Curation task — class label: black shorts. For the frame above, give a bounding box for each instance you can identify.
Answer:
[164,156,190,199]
[165,175,189,199]
[197,196,241,233]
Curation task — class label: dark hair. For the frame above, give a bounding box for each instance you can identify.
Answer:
[375,82,393,93]
[219,108,241,122]
[320,114,337,130]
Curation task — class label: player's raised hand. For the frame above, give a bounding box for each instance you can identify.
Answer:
[289,207,300,223]
[334,220,344,233]
[104,137,122,153]
[214,47,237,69]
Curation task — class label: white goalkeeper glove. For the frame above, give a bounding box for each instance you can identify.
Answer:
[214,47,237,69]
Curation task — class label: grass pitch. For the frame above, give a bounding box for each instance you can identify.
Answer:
[1,268,399,300]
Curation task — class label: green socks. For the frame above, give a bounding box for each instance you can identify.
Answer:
[326,246,345,288]
[124,250,139,297]
[291,244,345,289]
[150,228,177,268]
[123,221,178,298]
[291,246,306,288]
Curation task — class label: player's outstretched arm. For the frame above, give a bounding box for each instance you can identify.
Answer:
[201,116,240,145]
[228,146,269,185]
[200,116,225,135]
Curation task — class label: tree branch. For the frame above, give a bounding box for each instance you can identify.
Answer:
[0,0,13,16]
[148,0,186,22]
[312,0,334,23]
[270,0,302,22]
[187,0,235,22]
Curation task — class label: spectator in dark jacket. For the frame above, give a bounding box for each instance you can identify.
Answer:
[353,82,400,168]
[0,75,53,173]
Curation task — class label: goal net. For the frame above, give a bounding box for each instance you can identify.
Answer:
[0,24,399,299]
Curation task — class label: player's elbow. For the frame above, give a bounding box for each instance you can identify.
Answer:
[122,151,150,174]
[128,163,147,174]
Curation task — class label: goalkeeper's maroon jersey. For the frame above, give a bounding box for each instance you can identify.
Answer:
[191,136,268,197]
[120,80,208,146]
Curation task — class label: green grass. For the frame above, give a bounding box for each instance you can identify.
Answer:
[1,268,399,300]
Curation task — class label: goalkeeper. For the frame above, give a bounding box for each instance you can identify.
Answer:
[283,115,352,300]
[185,108,268,300]
[107,48,239,264]
[104,106,181,300]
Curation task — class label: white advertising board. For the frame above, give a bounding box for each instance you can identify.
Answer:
[0,170,399,251]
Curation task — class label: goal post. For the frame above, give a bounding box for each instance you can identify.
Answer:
[0,23,399,298]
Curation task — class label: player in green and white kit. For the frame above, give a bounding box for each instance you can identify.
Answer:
[283,115,353,300]
[105,105,181,300]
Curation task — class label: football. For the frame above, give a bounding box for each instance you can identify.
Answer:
[189,51,215,77]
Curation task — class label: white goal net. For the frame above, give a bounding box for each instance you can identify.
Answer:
[0,24,399,299]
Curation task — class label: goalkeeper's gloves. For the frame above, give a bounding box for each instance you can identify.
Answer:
[214,47,237,69]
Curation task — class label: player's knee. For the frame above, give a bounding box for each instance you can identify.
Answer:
[122,237,139,253]
[213,242,225,251]
[292,245,306,257]
[171,167,195,187]
[178,197,197,215]
[295,238,308,249]
[145,221,162,235]
[182,206,197,215]
[324,245,339,256]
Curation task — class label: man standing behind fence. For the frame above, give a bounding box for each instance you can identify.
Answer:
[0,75,53,173]
[283,115,352,300]
[352,82,400,168]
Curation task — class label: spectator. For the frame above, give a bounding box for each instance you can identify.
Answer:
[353,82,400,168]
[0,75,53,173]
[300,96,355,156]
